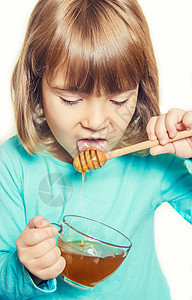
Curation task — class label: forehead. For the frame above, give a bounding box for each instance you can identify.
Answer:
[45,64,139,97]
[45,68,138,97]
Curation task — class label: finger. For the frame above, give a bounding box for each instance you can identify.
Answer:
[24,237,57,259]
[164,108,186,137]
[182,110,192,130]
[37,256,66,280]
[150,143,176,156]
[153,114,169,145]
[32,246,62,270]
[146,116,158,140]
[21,226,58,247]
[26,216,50,229]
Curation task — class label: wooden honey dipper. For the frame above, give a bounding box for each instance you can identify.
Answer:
[73,129,192,172]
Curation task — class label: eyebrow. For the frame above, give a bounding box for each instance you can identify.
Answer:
[51,85,77,92]
[45,78,74,92]
[52,86,137,93]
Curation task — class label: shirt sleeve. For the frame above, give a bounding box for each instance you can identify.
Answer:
[160,155,192,224]
[0,143,56,299]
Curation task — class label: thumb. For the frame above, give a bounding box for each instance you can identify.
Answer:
[26,215,50,230]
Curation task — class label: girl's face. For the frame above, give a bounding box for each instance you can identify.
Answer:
[42,72,138,163]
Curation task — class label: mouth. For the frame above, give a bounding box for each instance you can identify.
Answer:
[77,138,108,152]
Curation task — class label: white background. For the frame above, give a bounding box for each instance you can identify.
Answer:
[0,1,192,299]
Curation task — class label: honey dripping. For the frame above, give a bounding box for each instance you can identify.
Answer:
[81,171,86,250]
[82,171,86,209]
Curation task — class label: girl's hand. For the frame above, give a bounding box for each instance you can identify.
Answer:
[146,109,192,158]
[16,216,65,281]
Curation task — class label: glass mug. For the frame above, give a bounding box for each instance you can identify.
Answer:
[53,215,132,290]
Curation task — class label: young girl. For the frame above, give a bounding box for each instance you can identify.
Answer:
[0,0,192,299]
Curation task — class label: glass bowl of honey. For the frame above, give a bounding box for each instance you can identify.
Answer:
[56,215,132,290]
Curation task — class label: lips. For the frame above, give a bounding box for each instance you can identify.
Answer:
[77,139,108,152]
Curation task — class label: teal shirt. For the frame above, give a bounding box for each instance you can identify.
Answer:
[0,136,192,300]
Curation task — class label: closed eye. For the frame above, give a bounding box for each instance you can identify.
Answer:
[110,98,129,106]
[59,97,82,106]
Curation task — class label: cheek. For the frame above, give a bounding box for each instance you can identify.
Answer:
[43,100,73,133]
[44,105,62,131]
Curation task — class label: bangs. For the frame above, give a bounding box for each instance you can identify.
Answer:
[43,0,146,94]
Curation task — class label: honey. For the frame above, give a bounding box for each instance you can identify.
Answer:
[58,238,126,288]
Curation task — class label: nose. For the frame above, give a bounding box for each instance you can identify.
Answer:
[81,102,109,131]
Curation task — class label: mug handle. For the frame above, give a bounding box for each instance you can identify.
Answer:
[50,222,63,234]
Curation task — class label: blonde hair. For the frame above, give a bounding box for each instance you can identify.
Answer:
[11,0,160,154]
